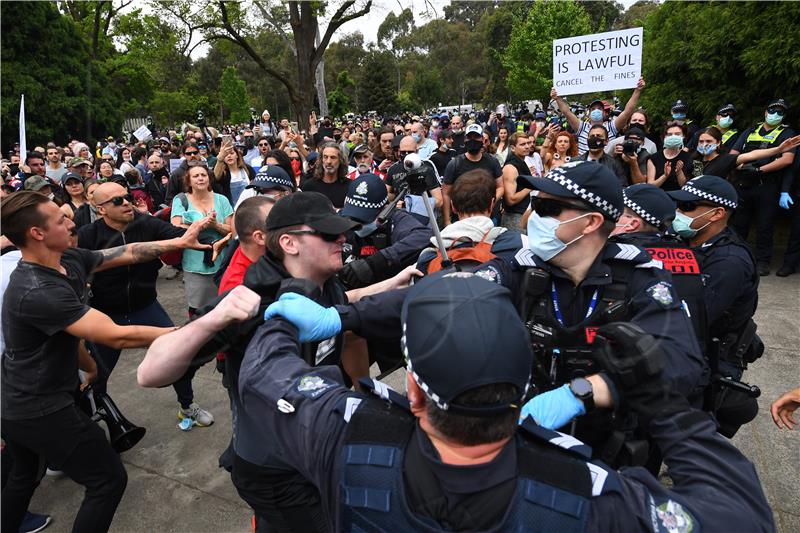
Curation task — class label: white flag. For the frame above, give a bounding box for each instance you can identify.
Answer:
[19,94,27,162]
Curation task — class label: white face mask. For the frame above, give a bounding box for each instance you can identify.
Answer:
[527,211,590,261]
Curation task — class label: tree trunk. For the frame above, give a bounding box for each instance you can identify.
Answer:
[315,24,329,118]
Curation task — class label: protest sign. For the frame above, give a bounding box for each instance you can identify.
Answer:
[133,124,153,141]
[553,27,643,96]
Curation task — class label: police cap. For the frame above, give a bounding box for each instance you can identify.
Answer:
[623,183,676,228]
[667,175,738,209]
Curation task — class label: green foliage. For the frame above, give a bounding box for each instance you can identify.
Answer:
[220,66,250,123]
[443,1,499,29]
[502,0,592,100]
[328,71,355,117]
[358,50,398,114]
[408,67,444,110]
[641,1,800,129]
[581,1,624,32]
[0,1,122,147]
[377,8,414,52]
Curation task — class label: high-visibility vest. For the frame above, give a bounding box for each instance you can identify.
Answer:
[745,123,785,148]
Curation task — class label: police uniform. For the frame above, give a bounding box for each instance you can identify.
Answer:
[686,103,740,152]
[243,275,774,532]
[730,98,796,271]
[338,173,432,290]
[668,177,761,437]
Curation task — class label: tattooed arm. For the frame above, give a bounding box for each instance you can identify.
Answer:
[92,216,213,273]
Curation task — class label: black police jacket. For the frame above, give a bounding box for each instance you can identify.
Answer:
[238,317,774,533]
[76,214,184,314]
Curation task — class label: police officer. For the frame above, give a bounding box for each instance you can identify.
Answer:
[338,173,432,290]
[245,274,773,532]
[668,176,761,437]
[609,184,706,349]
[670,99,700,141]
[686,103,740,151]
[729,98,797,275]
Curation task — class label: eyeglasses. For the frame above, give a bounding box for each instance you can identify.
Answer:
[184,150,199,156]
[102,157,113,162]
[767,107,785,116]
[99,194,133,207]
[285,229,341,242]
[677,201,717,212]
[258,142,270,147]
[531,197,591,218]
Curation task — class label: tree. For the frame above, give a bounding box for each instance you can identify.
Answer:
[443,1,499,29]
[219,66,250,123]
[328,71,355,117]
[173,0,373,130]
[358,50,398,114]
[1,1,122,148]
[502,0,592,100]
[408,67,444,110]
[614,0,659,30]
[581,0,623,32]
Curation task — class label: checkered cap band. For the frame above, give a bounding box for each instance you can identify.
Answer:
[344,195,388,210]
[546,166,621,220]
[683,183,737,209]
[401,323,449,410]
[623,192,661,227]
[253,173,294,190]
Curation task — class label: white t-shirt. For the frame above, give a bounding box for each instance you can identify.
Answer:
[605,135,657,156]
[230,167,249,184]
[524,153,545,177]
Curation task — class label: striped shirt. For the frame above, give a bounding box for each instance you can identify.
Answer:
[576,120,619,156]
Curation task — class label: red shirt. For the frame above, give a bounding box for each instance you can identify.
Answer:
[218,246,254,294]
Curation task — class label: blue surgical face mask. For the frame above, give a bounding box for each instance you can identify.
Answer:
[765,112,783,126]
[697,144,718,156]
[663,135,684,150]
[589,109,604,122]
[412,133,422,143]
[672,112,687,120]
[718,116,733,129]
[672,209,714,238]
[527,211,590,261]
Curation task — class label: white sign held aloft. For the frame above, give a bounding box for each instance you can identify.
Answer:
[552,27,643,96]
[19,95,27,162]
[133,124,153,142]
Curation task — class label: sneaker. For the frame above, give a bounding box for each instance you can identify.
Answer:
[178,403,214,427]
[44,468,63,478]
[19,511,52,533]
[776,264,796,277]
[757,263,770,276]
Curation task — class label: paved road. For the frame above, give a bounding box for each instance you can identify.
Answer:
[30,267,799,532]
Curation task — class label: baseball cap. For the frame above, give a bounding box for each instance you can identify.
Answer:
[24,175,50,192]
[667,175,738,209]
[401,273,533,416]
[625,126,646,140]
[107,136,115,141]
[247,166,295,192]
[623,184,676,228]
[588,99,604,109]
[61,172,84,186]
[266,191,360,233]
[306,151,319,164]
[767,98,788,111]
[340,173,388,224]
[534,111,546,120]
[159,136,170,143]
[521,161,624,221]
[351,144,370,156]
[717,103,737,116]
[68,156,91,168]
[465,123,483,137]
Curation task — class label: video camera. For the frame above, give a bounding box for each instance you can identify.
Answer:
[250,107,258,128]
[401,153,431,196]
[622,139,639,156]
[196,109,207,128]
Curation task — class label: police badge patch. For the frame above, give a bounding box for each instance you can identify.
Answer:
[355,180,369,196]
[655,500,696,533]
[647,282,674,307]
[296,375,334,399]
[474,265,501,284]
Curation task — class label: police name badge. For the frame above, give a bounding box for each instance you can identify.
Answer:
[647,282,674,307]
[296,375,334,399]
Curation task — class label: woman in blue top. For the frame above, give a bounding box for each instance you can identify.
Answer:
[171,162,233,314]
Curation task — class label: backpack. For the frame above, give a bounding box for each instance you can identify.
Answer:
[427,230,496,273]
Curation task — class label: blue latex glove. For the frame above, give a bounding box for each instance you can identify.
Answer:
[518,384,586,430]
[779,192,794,210]
[263,293,342,342]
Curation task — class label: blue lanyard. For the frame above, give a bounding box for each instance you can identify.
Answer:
[551,282,599,327]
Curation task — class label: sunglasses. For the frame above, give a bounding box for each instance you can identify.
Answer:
[184,150,199,156]
[718,112,733,118]
[99,194,133,207]
[258,142,270,147]
[677,201,717,212]
[285,229,340,242]
[399,151,415,157]
[767,107,785,116]
[531,196,591,218]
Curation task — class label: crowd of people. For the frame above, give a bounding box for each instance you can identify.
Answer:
[1,80,798,533]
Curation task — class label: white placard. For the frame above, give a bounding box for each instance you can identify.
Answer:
[133,124,153,141]
[553,27,642,96]
[169,158,182,173]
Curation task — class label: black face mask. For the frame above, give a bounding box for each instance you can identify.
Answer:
[465,138,482,154]
[244,137,254,149]
[334,134,342,141]
[587,136,606,150]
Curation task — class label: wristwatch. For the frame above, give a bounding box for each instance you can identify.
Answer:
[569,377,595,413]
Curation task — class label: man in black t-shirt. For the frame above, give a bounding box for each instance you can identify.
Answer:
[501,132,534,232]
[442,124,503,226]
[429,129,456,176]
[0,191,210,533]
[300,142,350,208]
[385,136,443,225]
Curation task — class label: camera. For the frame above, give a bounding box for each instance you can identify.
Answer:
[402,153,429,195]
[622,140,639,156]
[196,110,206,128]
[250,107,258,128]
